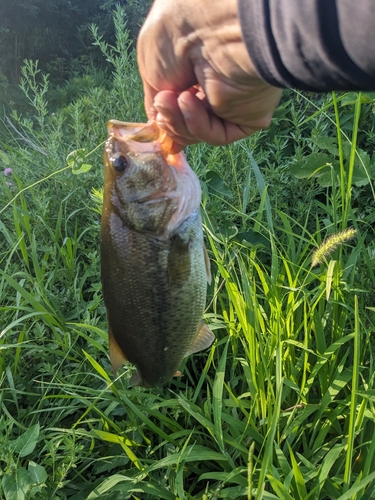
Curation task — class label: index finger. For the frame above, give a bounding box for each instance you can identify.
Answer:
[142,80,158,121]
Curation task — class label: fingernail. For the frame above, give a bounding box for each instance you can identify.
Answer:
[156,111,169,124]
[154,101,171,121]
[156,120,168,130]
[178,94,191,119]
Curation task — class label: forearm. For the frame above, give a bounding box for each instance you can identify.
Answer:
[239,0,375,90]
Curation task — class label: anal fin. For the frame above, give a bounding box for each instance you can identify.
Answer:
[109,327,127,374]
[185,320,215,357]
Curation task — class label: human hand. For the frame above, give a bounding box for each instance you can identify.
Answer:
[137,0,282,153]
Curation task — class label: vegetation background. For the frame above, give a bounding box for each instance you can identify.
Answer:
[1,1,375,499]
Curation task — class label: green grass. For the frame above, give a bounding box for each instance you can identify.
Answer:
[1,7,375,499]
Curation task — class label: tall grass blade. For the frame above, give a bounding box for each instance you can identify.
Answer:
[343,295,360,492]
[243,146,274,234]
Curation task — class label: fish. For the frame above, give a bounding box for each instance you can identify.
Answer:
[101,120,215,387]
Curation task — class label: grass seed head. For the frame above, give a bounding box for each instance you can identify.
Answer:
[312,228,357,267]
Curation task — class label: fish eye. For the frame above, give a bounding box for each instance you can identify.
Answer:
[112,154,129,172]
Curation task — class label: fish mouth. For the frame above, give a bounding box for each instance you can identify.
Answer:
[107,120,173,155]
[108,120,160,141]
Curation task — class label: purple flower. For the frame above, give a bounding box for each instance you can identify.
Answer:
[4,168,13,176]
[5,181,12,187]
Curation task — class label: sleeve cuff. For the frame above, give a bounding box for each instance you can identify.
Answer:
[238,0,375,91]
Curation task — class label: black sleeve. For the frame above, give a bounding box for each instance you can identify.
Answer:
[238,0,375,90]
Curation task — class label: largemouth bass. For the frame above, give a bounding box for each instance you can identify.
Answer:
[101,120,214,387]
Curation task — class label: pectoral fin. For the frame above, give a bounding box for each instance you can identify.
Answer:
[185,320,215,357]
[109,327,127,374]
[167,235,191,287]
